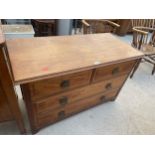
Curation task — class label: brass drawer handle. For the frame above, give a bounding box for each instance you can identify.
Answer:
[112,67,119,75]
[58,111,65,119]
[105,83,112,90]
[60,80,70,88]
[59,96,68,106]
[100,95,106,101]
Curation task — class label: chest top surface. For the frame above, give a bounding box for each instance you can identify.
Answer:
[6,33,143,84]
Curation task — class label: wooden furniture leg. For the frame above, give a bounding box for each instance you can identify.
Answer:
[152,64,155,75]
[130,59,141,78]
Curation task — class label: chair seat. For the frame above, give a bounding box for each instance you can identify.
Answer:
[141,44,155,55]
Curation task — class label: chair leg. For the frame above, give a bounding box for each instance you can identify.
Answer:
[152,64,155,75]
[130,59,141,78]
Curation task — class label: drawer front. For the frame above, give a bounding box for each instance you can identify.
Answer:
[28,70,92,101]
[34,74,127,114]
[93,60,136,82]
[37,89,119,127]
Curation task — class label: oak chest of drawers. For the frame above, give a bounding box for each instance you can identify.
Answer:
[6,33,143,133]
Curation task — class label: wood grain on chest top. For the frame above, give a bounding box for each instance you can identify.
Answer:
[6,33,143,84]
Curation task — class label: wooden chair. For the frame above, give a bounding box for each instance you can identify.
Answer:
[73,19,82,34]
[81,19,120,34]
[31,19,57,37]
[130,19,155,77]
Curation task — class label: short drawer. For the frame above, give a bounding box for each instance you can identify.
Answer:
[37,89,119,127]
[93,60,136,82]
[34,74,127,115]
[28,70,92,101]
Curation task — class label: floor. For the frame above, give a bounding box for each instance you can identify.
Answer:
[0,34,155,135]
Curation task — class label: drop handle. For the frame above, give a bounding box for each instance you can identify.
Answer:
[60,80,70,88]
[112,67,119,75]
[59,96,68,106]
[105,83,112,90]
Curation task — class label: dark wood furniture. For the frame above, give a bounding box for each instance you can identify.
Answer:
[0,27,26,134]
[31,19,57,37]
[81,19,120,34]
[130,19,155,77]
[6,33,143,133]
[116,19,132,36]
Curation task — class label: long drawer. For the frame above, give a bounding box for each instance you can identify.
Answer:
[36,89,119,127]
[34,74,127,115]
[93,60,136,82]
[28,70,92,101]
